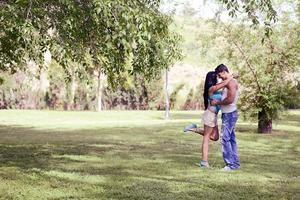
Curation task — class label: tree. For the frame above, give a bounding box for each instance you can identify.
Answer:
[194,1,298,133]
[182,2,197,18]
[218,0,277,38]
[199,17,299,133]
[231,26,299,133]
[0,0,182,98]
[169,83,185,109]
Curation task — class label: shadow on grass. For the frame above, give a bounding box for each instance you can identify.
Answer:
[0,124,299,199]
[0,124,199,169]
[170,113,202,120]
[236,124,257,133]
[0,124,298,172]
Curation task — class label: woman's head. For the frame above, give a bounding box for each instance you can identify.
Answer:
[205,71,217,87]
[203,71,217,109]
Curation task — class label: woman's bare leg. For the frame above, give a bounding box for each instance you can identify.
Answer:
[189,128,204,136]
[210,126,219,141]
[189,126,219,141]
[202,125,214,163]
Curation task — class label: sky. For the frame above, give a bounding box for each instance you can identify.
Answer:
[161,0,223,17]
[161,0,298,21]
[161,0,230,21]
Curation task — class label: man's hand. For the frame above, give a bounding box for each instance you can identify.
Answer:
[210,99,219,106]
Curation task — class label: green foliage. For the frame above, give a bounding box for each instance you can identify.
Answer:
[103,74,164,110]
[169,83,185,109]
[182,88,194,110]
[73,83,94,111]
[218,0,277,38]
[173,16,204,66]
[199,15,299,131]
[0,66,46,109]
[0,1,51,72]
[46,61,67,109]
[0,0,182,87]
[181,82,205,110]
[234,24,299,122]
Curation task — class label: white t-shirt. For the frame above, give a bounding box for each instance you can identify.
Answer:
[221,80,239,113]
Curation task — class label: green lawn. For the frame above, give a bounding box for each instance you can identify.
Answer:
[0,110,299,200]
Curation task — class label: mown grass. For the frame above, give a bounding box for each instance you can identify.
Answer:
[0,110,299,200]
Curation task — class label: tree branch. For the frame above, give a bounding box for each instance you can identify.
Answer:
[26,0,32,20]
[224,26,262,93]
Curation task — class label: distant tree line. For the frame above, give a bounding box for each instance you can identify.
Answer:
[0,62,205,111]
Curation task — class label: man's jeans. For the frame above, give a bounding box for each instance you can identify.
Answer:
[221,110,240,169]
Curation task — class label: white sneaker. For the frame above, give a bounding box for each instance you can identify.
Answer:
[221,166,232,171]
[196,160,209,168]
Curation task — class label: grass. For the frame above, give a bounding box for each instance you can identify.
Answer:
[0,109,299,200]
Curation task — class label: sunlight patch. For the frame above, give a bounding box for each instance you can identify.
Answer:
[52,155,103,162]
[43,170,106,184]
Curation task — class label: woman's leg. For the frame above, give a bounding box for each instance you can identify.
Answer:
[210,126,219,141]
[202,125,214,164]
[189,128,204,136]
[190,126,219,141]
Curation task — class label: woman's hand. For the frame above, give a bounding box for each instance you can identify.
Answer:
[210,99,219,106]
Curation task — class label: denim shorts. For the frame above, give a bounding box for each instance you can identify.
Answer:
[202,109,217,127]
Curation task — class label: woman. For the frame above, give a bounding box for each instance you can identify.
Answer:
[183,71,233,167]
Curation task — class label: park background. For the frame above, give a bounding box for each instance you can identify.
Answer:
[0,0,299,199]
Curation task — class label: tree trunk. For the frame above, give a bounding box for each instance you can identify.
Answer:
[165,69,170,120]
[66,69,76,110]
[97,66,102,112]
[258,109,272,133]
[140,80,149,110]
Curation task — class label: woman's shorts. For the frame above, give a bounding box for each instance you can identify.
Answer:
[202,110,217,127]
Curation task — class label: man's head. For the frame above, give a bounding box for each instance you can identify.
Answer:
[215,64,230,80]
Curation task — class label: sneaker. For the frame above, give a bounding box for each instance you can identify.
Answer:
[221,166,232,171]
[196,160,209,168]
[183,123,197,133]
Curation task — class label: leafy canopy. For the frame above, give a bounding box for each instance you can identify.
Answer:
[0,0,182,86]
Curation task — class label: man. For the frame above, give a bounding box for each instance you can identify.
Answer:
[211,64,240,170]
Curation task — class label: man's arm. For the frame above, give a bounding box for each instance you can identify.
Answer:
[208,76,233,95]
[211,80,237,106]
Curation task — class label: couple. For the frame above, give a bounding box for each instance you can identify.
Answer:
[184,64,240,170]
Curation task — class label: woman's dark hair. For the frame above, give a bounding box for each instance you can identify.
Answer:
[203,71,217,109]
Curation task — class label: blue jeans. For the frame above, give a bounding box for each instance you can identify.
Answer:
[221,110,240,169]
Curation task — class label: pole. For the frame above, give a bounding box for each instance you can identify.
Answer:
[165,68,170,120]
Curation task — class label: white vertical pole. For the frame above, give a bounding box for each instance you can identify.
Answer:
[97,67,102,112]
[165,68,170,120]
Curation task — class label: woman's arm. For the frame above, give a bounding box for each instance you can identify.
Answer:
[208,76,233,95]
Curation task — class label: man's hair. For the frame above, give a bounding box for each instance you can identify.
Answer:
[215,64,229,74]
